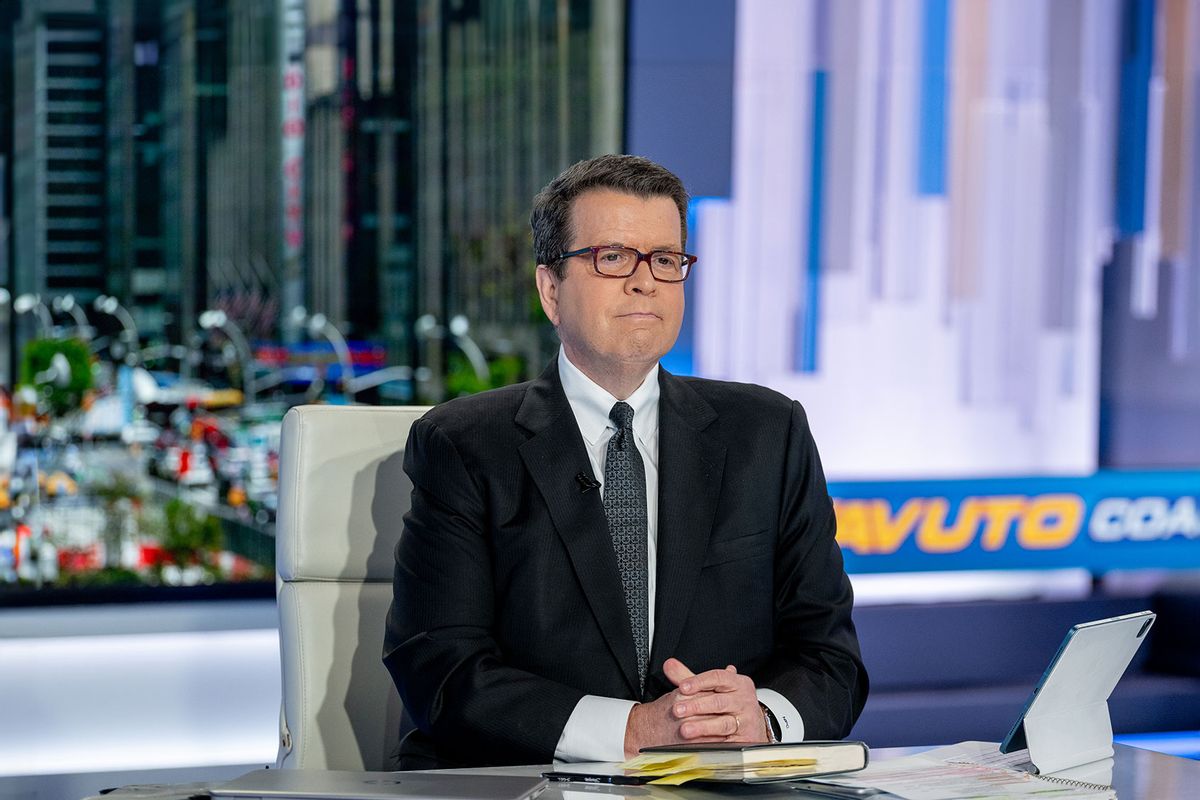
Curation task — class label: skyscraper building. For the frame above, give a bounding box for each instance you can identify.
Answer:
[11,0,108,324]
[106,0,173,338]
[105,0,235,345]
[303,0,624,398]
[9,0,231,347]
[0,1,17,382]
[408,0,624,395]
[202,0,284,341]
[114,0,278,345]
[0,1,12,241]
[303,0,419,350]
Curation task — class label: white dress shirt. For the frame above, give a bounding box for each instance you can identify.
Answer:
[552,347,804,761]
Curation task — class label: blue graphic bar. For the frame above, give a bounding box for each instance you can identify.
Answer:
[917,0,950,195]
[661,200,707,377]
[796,69,827,373]
[830,469,1200,574]
[1114,0,1155,236]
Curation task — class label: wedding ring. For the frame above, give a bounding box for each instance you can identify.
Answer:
[733,714,741,733]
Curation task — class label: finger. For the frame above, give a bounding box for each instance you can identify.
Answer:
[679,713,740,740]
[663,658,697,689]
[672,692,734,719]
[679,667,753,694]
[726,664,737,673]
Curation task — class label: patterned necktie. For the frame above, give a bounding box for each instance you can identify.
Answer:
[603,401,649,694]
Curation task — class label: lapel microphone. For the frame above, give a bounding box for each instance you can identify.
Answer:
[575,472,601,494]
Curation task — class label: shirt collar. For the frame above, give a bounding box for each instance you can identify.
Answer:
[558,346,660,447]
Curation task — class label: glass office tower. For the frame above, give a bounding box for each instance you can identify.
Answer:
[305,0,624,398]
[11,1,109,318]
[0,2,17,383]
[410,0,624,396]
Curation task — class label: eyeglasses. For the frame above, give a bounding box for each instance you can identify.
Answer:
[557,246,698,283]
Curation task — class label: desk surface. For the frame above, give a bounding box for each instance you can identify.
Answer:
[92,744,1200,800]
[1107,743,1200,799]
[428,744,1200,800]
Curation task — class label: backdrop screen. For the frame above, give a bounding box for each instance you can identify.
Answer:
[628,0,1200,573]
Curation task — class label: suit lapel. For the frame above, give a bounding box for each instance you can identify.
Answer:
[516,359,642,697]
[650,370,725,676]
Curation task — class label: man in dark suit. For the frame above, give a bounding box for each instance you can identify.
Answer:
[383,155,867,768]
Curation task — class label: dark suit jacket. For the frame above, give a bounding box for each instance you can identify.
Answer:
[383,358,867,767]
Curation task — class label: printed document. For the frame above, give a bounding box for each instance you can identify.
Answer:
[807,741,1115,800]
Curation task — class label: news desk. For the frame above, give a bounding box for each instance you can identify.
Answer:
[91,743,1200,800]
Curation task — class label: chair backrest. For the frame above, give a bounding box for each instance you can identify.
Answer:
[275,404,430,770]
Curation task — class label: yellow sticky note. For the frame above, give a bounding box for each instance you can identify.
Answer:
[620,755,696,775]
[647,768,716,786]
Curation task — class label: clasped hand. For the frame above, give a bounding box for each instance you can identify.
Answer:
[623,657,768,757]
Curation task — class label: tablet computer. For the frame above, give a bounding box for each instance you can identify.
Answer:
[999,609,1155,772]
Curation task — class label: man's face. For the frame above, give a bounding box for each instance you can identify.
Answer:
[536,189,685,386]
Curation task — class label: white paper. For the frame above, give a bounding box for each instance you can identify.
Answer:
[809,742,1115,800]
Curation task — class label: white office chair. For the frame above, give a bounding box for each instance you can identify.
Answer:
[275,403,430,770]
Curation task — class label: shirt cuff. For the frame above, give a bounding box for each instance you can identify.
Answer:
[553,695,638,762]
[756,687,805,743]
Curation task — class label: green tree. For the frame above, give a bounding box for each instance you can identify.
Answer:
[158,498,223,575]
[19,337,94,417]
[445,353,525,398]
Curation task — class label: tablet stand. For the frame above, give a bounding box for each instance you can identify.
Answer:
[1006,699,1114,775]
